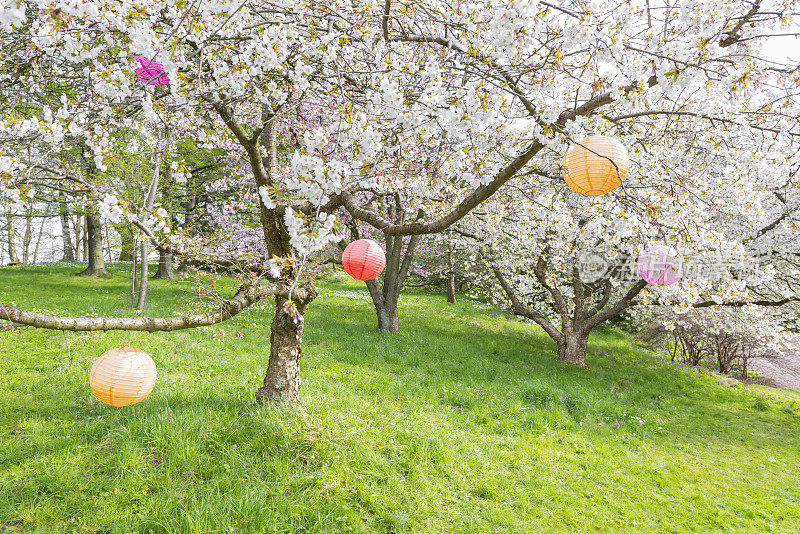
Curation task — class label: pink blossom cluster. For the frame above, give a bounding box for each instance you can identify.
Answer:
[134,54,169,86]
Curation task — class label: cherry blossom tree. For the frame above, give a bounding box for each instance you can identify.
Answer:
[1,0,798,401]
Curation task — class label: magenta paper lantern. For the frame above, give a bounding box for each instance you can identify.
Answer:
[342,239,385,281]
[134,54,169,86]
[637,245,682,286]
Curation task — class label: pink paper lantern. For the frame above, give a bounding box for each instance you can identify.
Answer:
[134,54,169,86]
[342,239,385,281]
[637,245,682,286]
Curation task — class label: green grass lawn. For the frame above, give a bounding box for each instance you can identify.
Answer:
[1,264,799,533]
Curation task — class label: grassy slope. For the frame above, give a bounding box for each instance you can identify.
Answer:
[0,264,799,533]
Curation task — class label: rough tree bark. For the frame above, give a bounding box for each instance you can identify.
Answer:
[153,248,175,280]
[557,331,590,366]
[248,106,314,402]
[255,287,317,403]
[76,212,110,277]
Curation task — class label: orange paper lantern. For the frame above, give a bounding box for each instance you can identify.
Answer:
[562,135,629,196]
[90,347,157,407]
[342,239,386,281]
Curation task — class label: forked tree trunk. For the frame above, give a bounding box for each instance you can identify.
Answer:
[77,213,110,277]
[366,233,420,333]
[557,331,589,367]
[255,289,316,404]
[363,278,397,333]
[490,256,648,370]
[368,277,403,333]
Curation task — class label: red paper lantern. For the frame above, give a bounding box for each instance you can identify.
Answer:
[342,239,385,281]
[90,347,157,407]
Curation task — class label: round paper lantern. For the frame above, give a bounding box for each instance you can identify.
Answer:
[90,347,157,407]
[562,135,629,196]
[637,245,682,286]
[134,54,169,86]
[342,239,386,281]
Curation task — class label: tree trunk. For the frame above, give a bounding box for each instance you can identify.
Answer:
[59,199,74,261]
[255,290,316,404]
[73,213,83,261]
[136,132,168,305]
[176,189,198,273]
[368,233,419,333]
[32,214,45,263]
[82,215,89,262]
[153,249,174,279]
[76,213,110,277]
[557,332,589,367]
[136,241,149,308]
[153,179,175,280]
[115,223,135,261]
[130,236,137,308]
[22,212,32,265]
[377,298,400,333]
[365,277,401,333]
[6,213,19,264]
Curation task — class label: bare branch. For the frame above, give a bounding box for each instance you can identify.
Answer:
[585,280,648,330]
[487,257,563,342]
[2,284,264,332]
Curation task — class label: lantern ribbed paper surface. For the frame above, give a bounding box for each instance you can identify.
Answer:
[90,347,157,407]
[562,135,629,196]
[637,245,682,286]
[342,239,386,281]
